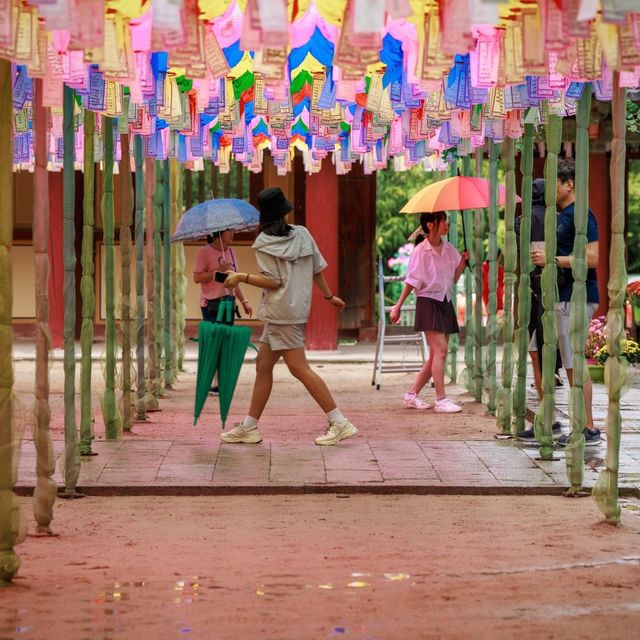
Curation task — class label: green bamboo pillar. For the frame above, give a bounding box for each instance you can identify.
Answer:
[497,137,517,433]
[485,142,499,414]
[564,89,592,493]
[31,80,57,532]
[102,117,122,440]
[162,159,174,389]
[184,167,193,211]
[594,74,626,523]
[62,86,81,492]
[461,155,474,393]
[153,161,165,395]
[211,162,219,198]
[145,159,161,405]
[171,158,187,372]
[534,109,562,460]
[514,123,534,433]
[119,134,134,431]
[0,59,23,582]
[79,110,96,456]
[134,137,148,421]
[446,162,459,384]
[472,148,485,403]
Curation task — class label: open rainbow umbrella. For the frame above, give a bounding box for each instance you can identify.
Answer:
[400,176,521,257]
[400,176,520,214]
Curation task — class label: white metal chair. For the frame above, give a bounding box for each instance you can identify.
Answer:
[372,257,428,390]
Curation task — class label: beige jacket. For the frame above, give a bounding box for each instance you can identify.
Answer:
[253,225,327,325]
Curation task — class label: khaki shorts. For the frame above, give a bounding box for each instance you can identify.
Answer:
[259,323,307,351]
[555,301,599,370]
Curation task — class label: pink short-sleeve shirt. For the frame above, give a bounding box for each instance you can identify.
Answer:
[193,244,238,307]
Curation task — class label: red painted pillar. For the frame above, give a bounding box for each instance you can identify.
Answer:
[304,161,339,350]
[588,154,611,318]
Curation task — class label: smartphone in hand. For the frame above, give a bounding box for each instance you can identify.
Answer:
[214,271,228,283]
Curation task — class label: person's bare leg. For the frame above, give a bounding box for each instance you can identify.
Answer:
[408,353,433,395]
[530,350,543,399]
[565,368,595,431]
[247,342,282,420]
[426,331,449,400]
[282,348,336,413]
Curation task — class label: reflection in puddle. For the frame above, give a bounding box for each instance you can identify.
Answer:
[255,572,412,596]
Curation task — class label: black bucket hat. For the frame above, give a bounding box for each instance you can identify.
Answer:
[257,187,293,226]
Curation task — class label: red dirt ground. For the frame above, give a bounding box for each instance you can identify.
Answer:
[3,495,640,639]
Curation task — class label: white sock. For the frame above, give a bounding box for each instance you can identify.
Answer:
[241,416,259,429]
[326,408,346,425]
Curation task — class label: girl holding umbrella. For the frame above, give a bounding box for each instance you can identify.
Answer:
[390,211,469,413]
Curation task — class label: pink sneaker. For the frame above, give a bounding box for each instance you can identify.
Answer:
[403,393,432,410]
[434,397,462,413]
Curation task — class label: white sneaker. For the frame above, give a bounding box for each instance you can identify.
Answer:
[434,398,462,414]
[220,424,263,444]
[314,420,358,446]
[403,393,432,410]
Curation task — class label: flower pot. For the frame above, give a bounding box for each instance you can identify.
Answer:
[588,364,605,383]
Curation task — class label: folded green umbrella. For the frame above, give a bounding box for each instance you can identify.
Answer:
[194,300,256,428]
[217,323,254,429]
[194,320,225,425]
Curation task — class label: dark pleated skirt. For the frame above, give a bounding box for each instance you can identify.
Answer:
[414,296,459,335]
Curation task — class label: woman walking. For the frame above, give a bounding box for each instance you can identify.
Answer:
[220,187,357,446]
[390,211,469,413]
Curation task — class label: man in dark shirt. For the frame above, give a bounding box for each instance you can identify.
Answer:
[531,159,601,447]
[515,178,564,442]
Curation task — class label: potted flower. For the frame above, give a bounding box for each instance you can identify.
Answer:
[585,316,607,382]
[627,281,640,325]
[595,338,640,369]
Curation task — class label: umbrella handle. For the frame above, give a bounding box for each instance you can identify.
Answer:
[460,211,470,269]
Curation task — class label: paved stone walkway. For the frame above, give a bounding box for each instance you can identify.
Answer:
[15,434,640,495]
[12,340,640,496]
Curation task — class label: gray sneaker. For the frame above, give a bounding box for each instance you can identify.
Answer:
[220,424,263,444]
[557,428,602,448]
[315,420,358,446]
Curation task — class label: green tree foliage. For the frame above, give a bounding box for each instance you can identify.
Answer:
[375,166,441,262]
[627,160,640,274]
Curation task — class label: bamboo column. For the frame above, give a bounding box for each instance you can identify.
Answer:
[184,168,193,211]
[0,59,23,581]
[514,123,534,433]
[171,158,187,372]
[564,89,592,493]
[446,162,459,384]
[485,142,499,414]
[198,168,205,202]
[153,161,165,394]
[162,159,174,389]
[497,138,517,433]
[102,117,122,439]
[31,80,58,530]
[211,163,219,198]
[134,137,148,421]
[594,74,626,523]
[119,134,134,431]
[145,159,161,405]
[79,110,96,456]
[461,155,474,393]
[472,148,485,403]
[62,86,80,492]
[534,109,561,461]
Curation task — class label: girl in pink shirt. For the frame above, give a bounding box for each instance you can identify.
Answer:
[390,212,469,413]
[193,229,252,323]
